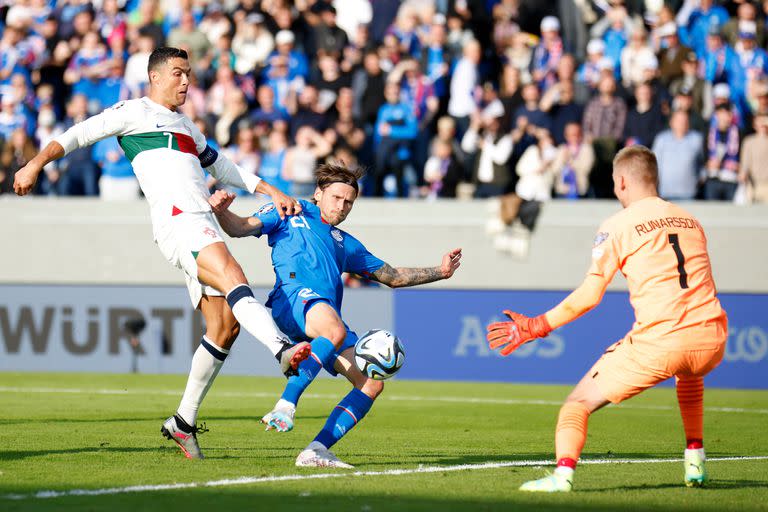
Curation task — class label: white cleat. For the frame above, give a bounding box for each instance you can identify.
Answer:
[260,405,296,432]
[519,469,573,492]
[295,441,354,469]
[684,448,707,487]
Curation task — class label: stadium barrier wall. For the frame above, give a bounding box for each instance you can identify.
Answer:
[0,199,766,388]
[0,284,765,389]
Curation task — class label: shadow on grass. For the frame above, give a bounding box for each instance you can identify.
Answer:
[587,479,768,492]
[0,487,745,512]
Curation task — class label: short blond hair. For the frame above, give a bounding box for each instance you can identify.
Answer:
[613,145,658,187]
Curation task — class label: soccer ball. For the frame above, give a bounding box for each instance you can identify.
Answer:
[354,329,405,380]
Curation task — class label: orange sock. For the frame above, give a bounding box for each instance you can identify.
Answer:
[676,376,704,448]
[555,401,590,467]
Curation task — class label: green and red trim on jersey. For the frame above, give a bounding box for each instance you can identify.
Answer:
[117,131,197,162]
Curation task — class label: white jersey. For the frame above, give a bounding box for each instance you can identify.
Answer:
[54,97,261,232]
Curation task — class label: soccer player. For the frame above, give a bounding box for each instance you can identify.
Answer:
[13,47,314,459]
[209,162,462,468]
[487,145,728,492]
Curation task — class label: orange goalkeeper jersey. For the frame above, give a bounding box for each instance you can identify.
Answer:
[588,196,727,351]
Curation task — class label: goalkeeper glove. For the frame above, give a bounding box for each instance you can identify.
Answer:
[487,310,553,356]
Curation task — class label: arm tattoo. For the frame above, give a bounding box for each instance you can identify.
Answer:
[371,263,443,288]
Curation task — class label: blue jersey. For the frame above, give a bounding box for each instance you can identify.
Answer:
[254,200,385,311]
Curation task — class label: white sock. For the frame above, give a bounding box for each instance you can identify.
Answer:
[227,286,284,356]
[177,336,230,426]
[308,440,327,451]
[276,398,296,411]
[685,447,706,460]
[554,466,574,479]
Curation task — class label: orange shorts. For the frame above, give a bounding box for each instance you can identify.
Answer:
[588,329,726,404]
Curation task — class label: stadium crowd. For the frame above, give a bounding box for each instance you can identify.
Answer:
[1,0,768,204]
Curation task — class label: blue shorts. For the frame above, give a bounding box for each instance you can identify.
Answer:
[268,285,358,376]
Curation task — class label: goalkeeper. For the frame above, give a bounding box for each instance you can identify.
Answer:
[487,146,728,492]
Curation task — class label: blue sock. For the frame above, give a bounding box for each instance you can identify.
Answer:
[309,336,338,370]
[314,388,374,449]
[281,353,322,405]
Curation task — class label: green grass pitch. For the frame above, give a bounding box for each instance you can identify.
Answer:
[0,372,766,511]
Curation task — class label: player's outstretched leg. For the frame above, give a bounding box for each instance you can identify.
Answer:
[521,372,608,492]
[677,376,707,487]
[225,284,311,376]
[296,350,381,469]
[262,336,339,432]
[519,401,588,492]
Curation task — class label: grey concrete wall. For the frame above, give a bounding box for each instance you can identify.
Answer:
[1,197,766,292]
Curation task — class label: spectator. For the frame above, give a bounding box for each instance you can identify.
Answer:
[353,50,386,129]
[621,26,657,89]
[167,10,212,66]
[739,111,768,203]
[723,1,765,48]
[124,33,155,99]
[552,122,595,199]
[531,16,563,90]
[232,13,274,76]
[590,2,633,70]
[220,126,260,196]
[583,74,627,198]
[34,104,64,195]
[128,0,165,49]
[285,126,333,197]
[57,94,100,196]
[264,30,309,82]
[258,128,291,195]
[704,103,741,201]
[251,84,289,136]
[556,54,590,105]
[198,2,231,48]
[652,109,704,200]
[0,95,27,142]
[313,3,349,59]
[93,136,138,200]
[288,85,330,141]
[64,30,110,110]
[541,80,584,145]
[578,39,606,91]
[216,89,250,148]
[419,15,451,100]
[373,81,418,197]
[448,39,481,137]
[657,23,692,87]
[703,26,740,94]
[460,99,514,198]
[0,128,36,194]
[423,138,462,199]
[669,51,706,115]
[514,128,557,228]
[681,0,729,58]
[672,85,708,136]
[624,82,666,147]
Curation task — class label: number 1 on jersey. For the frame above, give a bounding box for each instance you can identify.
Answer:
[668,233,689,289]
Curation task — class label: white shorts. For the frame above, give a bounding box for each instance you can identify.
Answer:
[155,210,226,307]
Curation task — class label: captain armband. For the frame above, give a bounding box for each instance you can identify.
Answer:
[198,145,219,168]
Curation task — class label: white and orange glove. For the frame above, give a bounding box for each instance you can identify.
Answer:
[486,310,553,356]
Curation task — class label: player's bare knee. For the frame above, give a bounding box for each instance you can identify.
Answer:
[360,378,384,399]
[328,323,348,348]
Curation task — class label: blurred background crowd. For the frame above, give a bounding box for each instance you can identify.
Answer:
[1,0,768,207]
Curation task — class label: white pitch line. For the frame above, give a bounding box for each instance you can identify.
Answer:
[3,456,767,501]
[0,386,767,415]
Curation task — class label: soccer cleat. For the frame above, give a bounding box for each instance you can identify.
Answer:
[684,448,707,487]
[295,441,354,469]
[519,470,573,492]
[161,414,208,460]
[260,405,296,432]
[276,340,312,377]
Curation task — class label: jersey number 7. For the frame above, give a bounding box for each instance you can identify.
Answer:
[668,233,689,289]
